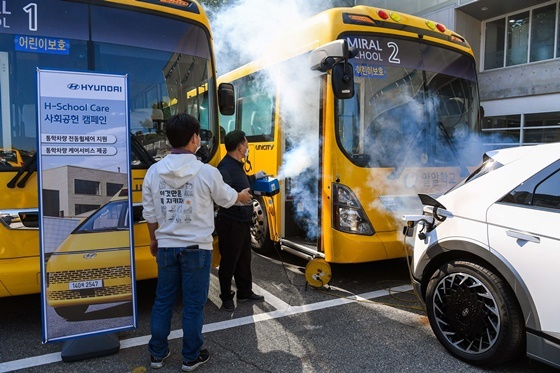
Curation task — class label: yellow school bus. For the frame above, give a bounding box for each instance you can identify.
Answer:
[0,0,233,297]
[218,6,482,268]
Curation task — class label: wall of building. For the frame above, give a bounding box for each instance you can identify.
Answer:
[478,58,560,101]
[43,166,70,217]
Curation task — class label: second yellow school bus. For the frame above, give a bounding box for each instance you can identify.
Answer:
[218,6,482,265]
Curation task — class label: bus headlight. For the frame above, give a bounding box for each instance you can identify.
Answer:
[332,183,374,235]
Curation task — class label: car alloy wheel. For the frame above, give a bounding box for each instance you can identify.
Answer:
[425,260,524,367]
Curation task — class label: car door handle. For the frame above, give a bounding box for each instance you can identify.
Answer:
[506,230,540,243]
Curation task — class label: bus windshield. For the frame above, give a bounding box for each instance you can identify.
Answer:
[0,1,215,168]
[336,35,479,171]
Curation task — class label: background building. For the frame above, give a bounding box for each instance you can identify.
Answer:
[356,0,560,147]
[43,166,127,217]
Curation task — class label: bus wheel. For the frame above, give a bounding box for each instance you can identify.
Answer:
[54,305,89,320]
[250,197,274,255]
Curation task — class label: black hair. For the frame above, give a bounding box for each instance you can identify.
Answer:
[224,130,247,152]
[165,113,200,148]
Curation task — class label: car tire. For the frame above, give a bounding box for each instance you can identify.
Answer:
[250,196,274,255]
[54,305,89,320]
[425,260,524,368]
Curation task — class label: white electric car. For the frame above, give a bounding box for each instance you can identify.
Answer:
[405,142,560,368]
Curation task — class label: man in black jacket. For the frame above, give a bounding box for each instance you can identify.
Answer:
[217,130,266,311]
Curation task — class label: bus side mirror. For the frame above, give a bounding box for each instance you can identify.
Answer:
[309,39,348,72]
[332,62,354,99]
[218,82,235,116]
[309,39,356,99]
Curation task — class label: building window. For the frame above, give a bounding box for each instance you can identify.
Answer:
[481,114,521,150]
[507,11,530,67]
[484,19,506,70]
[74,179,100,195]
[107,182,123,196]
[482,111,560,148]
[524,112,560,143]
[483,2,559,70]
[531,4,556,62]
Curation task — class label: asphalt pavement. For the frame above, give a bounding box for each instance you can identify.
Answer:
[0,250,556,372]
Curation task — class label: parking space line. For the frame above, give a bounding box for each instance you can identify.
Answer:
[0,352,61,372]
[0,285,412,371]
[206,273,289,311]
[207,273,223,309]
[251,282,290,310]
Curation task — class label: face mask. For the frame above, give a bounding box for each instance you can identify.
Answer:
[195,133,201,154]
[244,147,249,158]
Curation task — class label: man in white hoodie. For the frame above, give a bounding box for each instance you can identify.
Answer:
[142,113,252,371]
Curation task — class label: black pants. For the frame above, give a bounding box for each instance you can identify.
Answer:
[216,216,253,300]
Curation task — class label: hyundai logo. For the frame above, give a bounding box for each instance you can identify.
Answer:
[66,83,123,92]
[83,252,97,259]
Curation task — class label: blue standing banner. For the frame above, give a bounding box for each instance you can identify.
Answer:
[37,69,136,344]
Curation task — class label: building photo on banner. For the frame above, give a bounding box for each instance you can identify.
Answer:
[36,69,136,344]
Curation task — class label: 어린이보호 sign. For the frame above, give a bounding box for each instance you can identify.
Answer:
[37,69,136,343]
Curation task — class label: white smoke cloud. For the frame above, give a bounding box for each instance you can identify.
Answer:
[277,134,317,180]
[206,0,341,239]
[208,0,339,75]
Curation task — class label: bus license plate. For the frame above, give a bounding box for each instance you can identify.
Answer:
[69,280,103,290]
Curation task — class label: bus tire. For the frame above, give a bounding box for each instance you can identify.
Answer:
[53,305,89,320]
[250,196,274,255]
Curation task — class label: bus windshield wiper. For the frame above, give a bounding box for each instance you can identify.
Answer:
[7,153,36,188]
[387,124,425,180]
[130,133,156,167]
[388,120,470,180]
[436,121,469,177]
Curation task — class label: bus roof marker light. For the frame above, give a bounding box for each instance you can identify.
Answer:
[377,10,389,20]
[450,34,465,44]
[390,12,401,22]
[426,20,436,30]
[345,14,376,26]
[159,0,191,7]
[436,24,446,33]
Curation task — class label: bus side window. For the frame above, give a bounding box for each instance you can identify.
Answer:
[227,119,235,133]
[250,110,271,136]
[132,205,144,223]
[151,109,164,133]
[22,104,37,138]
[131,108,157,134]
[250,111,260,135]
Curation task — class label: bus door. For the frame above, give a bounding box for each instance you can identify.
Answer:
[277,68,323,261]
[219,73,279,253]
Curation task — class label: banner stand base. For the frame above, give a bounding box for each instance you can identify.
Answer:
[61,333,120,362]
